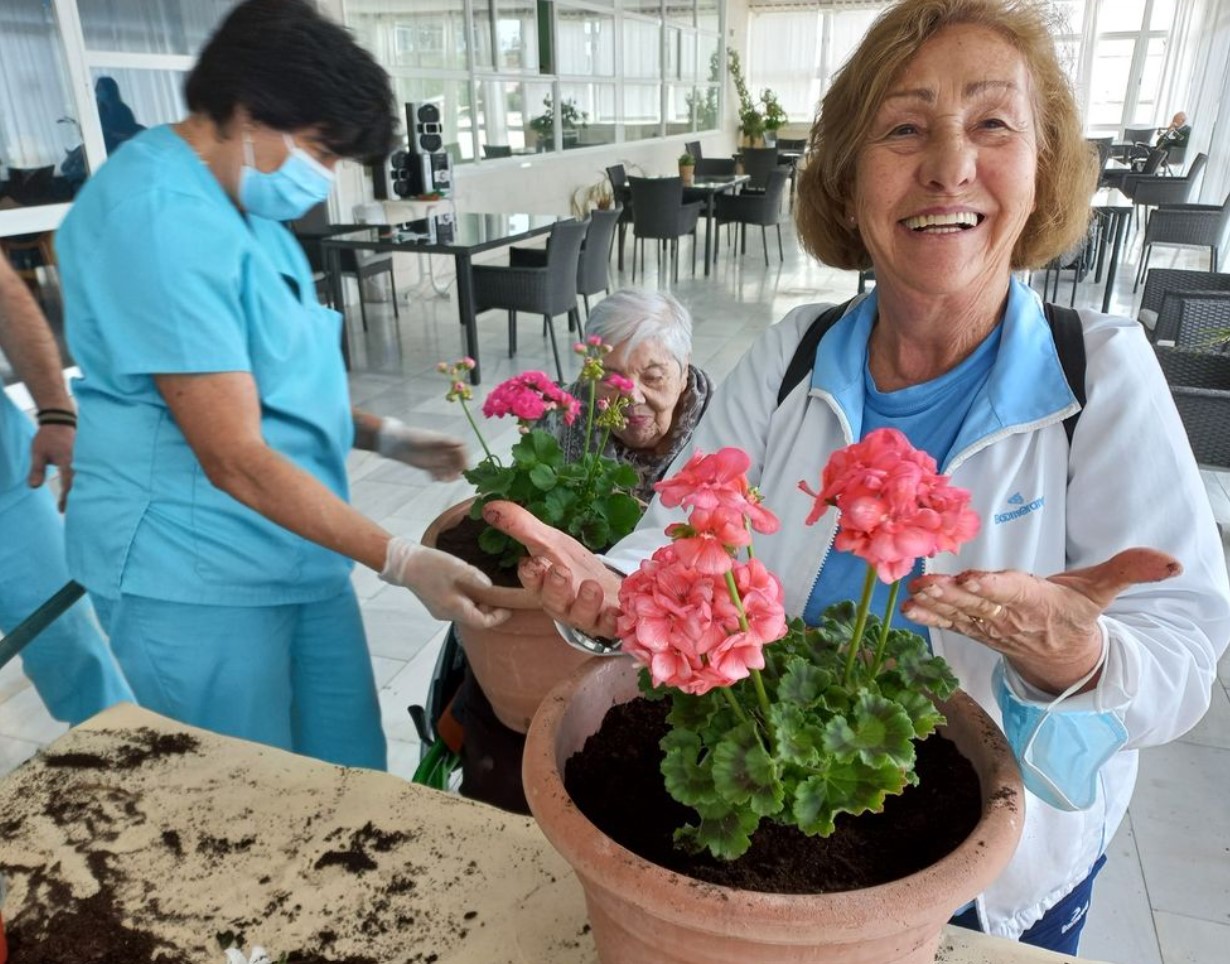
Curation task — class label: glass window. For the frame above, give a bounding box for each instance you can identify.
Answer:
[394,76,474,164]
[557,7,615,76]
[665,1,694,28]
[623,18,660,79]
[1087,37,1136,128]
[0,0,92,207]
[622,83,660,142]
[1099,0,1147,32]
[475,79,554,155]
[698,33,720,84]
[696,0,720,33]
[89,69,184,156]
[1132,36,1169,126]
[1150,0,1177,32]
[78,0,238,56]
[625,2,663,15]
[473,1,541,72]
[559,82,616,150]
[665,27,681,80]
[665,85,693,136]
[348,0,469,72]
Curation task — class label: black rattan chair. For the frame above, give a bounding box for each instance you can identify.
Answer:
[627,176,703,283]
[473,218,586,382]
[695,157,736,177]
[1155,345,1230,469]
[511,206,621,318]
[1152,291,1230,350]
[1137,267,1230,340]
[1122,153,1206,230]
[739,147,780,192]
[1135,191,1230,290]
[685,140,702,161]
[606,164,634,271]
[714,167,789,266]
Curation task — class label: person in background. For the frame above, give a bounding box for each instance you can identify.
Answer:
[453,288,714,812]
[94,76,146,156]
[54,0,507,772]
[0,252,133,724]
[1155,111,1191,150]
[483,0,1230,953]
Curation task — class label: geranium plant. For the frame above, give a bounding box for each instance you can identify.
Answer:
[440,339,643,568]
[617,429,979,860]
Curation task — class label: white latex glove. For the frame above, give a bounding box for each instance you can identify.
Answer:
[224,948,271,964]
[380,536,511,629]
[375,418,468,481]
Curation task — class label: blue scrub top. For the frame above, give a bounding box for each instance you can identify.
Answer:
[56,125,354,606]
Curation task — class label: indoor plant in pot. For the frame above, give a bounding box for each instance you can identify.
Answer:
[426,345,641,732]
[677,151,696,187]
[522,434,1025,963]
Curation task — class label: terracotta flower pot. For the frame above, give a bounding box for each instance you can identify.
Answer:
[679,164,695,187]
[423,500,594,734]
[523,657,1024,964]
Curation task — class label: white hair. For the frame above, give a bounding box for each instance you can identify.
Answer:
[584,288,693,373]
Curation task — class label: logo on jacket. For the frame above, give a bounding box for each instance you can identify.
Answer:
[994,492,1044,524]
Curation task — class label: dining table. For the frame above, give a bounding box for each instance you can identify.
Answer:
[683,173,751,276]
[321,212,558,384]
[1090,187,1133,313]
[0,703,1119,964]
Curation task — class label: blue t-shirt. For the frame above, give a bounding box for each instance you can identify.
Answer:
[57,125,354,605]
[803,302,1001,633]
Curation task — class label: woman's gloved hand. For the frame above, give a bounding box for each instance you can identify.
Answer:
[380,536,510,628]
[375,418,468,481]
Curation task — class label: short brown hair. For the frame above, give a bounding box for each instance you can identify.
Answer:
[795,0,1096,271]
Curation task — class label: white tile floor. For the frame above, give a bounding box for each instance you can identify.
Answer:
[2,215,1228,963]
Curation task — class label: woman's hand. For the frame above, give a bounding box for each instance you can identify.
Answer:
[381,537,510,629]
[375,419,469,481]
[482,501,623,638]
[903,547,1181,694]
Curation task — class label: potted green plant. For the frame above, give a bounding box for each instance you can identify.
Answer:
[760,88,788,147]
[522,434,1025,962]
[678,151,696,187]
[529,95,589,152]
[426,346,642,732]
[727,49,764,146]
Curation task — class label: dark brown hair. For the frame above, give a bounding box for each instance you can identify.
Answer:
[795,0,1096,271]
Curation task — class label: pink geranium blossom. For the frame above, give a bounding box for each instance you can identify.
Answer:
[482,371,581,426]
[654,448,781,535]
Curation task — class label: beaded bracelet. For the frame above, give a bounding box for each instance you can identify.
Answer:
[37,407,77,428]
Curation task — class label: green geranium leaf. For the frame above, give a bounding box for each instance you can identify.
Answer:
[778,657,830,706]
[768,703,825,768]
[894,689,947,739]
[529,463,557,490]
[793,774,839,836]
[660,730,716,806]
[611,463,640,489]
[636,667,669,701]
[897,648,960,700]
[675,807,761,860]
[711,722,784,817]
[477,525,510,556]
[666,691,719,730]
[822,693,916,771]
[604,493,644,538]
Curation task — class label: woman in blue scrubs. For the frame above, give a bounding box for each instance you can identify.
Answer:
[54,0,508,770]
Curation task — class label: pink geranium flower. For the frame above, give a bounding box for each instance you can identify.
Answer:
[482,372,581,426]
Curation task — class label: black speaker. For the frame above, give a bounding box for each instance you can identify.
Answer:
[370,146,413,201]
[406,102,443,154]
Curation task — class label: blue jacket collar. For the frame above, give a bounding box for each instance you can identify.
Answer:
[809,278,1077,464]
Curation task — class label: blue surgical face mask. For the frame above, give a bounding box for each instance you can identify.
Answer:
[994,653,1127,812]
[239,131,334,221]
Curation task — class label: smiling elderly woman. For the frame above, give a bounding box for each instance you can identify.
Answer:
[550,288,713,503]
[485,0,1230,956]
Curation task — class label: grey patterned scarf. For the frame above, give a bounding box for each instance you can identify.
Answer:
[550,364,713,505]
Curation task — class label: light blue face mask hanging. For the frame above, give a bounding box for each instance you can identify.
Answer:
[239,132,334,221]
[994,645,1127,812]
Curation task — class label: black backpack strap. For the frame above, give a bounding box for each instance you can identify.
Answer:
[776,299,853,407]
[1042,303,1086,446]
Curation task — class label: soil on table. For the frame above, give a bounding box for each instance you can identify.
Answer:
[433,511,523,587]
[564,697,982,894]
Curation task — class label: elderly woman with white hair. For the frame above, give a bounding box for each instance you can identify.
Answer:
[454,288,714,813]
[551,288,714,504]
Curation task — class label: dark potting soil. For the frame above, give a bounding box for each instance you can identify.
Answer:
[564,697,982,895]
[433,511,522,587]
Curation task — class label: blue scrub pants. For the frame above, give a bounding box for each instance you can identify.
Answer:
[0,483,133,725]
[92,587,387,771]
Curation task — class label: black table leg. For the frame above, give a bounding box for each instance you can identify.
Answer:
[704,194,716,276]
[325,246,349,369]
[1101,210,1128,314]
[455,252,481,385]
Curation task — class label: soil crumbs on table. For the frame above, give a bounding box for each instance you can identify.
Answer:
[565,696,982,894]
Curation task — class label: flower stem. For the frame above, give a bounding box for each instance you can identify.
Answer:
[720,685,750,725]
[842,565,878,687]
[459,400,494,462]
[723,570,775,727]
[583,381,596,458]
[870,579,902,677]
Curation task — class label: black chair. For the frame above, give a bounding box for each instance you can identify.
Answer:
[1123,153,1207,230]
[685,140,702,161]
[714,167,789,267]
[1137,267,1230,340]
[775,138,807,152]
[627,176,703,283]
[1135,191,1230,290]
[473,218,586,382]
[739,147,780,191]
[695,157,736,177]
[291,203,396,330]
[606,164,634,271]
[510,206,622,317]
[1152,290,1230,349]
[483,144,512,159]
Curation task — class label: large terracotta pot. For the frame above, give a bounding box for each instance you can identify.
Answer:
[523,657,1024,964]
[423,500,594,734]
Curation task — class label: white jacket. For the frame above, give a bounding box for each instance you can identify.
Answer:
[607,283,1230,939]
